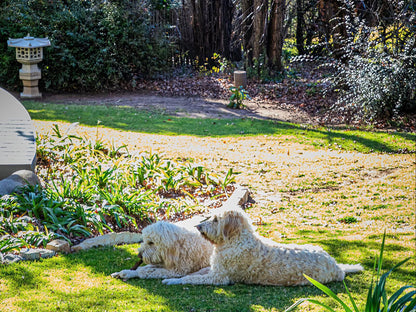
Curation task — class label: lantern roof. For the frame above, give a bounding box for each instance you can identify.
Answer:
[7,34,50,48]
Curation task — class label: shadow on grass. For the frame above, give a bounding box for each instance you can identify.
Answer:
[4,236,413,311]
[54,245,364,312]
[24,101,416,154]
[317,239,415,282]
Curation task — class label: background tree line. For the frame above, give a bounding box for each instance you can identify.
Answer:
[0,0,415,120]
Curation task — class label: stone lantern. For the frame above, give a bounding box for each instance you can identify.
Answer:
[7,34,50,99]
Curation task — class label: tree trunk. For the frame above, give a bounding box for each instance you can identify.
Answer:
[252,0,267,60]
[296,0,305,55]
[188,0,233,63]
[267,0,286,72]
[241,0,254,64]
[317,0,347,58]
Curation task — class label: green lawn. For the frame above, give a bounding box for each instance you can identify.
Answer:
[1,235,414,312]
[0,101,413,312]
[23,101,415,154]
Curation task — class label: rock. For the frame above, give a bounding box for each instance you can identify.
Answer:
[39,249,56,259]
[20,248,55,261]
[46,239,71,254]
[0,170,41,196]
[72,232,143,252]
[2,253,23,264]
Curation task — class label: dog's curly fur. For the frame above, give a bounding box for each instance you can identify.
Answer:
[111,221,213,280]
[163,209,363,286]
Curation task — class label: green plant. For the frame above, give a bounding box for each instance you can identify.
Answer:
[1,215,24,233]
[18,230,55,248]
[285,231,416,312]
[338,216,359,224]
[313,1,415,123]
[185,165,208,185]
[228,86,250,109]
[0,123,236,245]
[0,237,23,253]
[221,168,236,193]
[0,0,172,92]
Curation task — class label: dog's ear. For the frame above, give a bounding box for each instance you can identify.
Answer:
[222,211,244,240]
[164,245,181,270]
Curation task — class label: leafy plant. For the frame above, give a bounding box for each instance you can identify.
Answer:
[285,231,416,312]
[228,86,250,109]
[338,216,359,224]
[0,123,237,248]
[221,168,236,194]
[0,0,173,92]
[0,237,23,253]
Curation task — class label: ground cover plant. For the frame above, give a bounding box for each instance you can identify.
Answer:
[0,123,237,250]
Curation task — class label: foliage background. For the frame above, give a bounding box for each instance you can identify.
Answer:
[0,0,171,92]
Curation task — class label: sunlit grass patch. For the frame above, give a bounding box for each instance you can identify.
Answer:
[24,101,415,154]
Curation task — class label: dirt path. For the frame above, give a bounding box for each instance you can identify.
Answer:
[42,92,315,124]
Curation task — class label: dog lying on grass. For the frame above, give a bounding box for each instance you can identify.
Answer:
[163,209,363,286]
[111,221,213,280]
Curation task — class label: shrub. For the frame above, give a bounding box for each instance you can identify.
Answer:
[329,37,416,123]
[228,86,250,109]
[0,0,173,92]
[293,0,416,124]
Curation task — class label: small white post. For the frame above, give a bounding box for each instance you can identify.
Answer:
[234,70,247,89]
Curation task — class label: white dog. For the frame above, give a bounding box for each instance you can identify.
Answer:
[163,209,363,286]
[111,221,213,280]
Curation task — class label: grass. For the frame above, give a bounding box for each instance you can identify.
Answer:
[286,232,416,312]
[0,101,413,311]
[23,101,415,154]
[1,235,414,312]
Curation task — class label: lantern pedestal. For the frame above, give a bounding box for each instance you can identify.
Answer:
[19,62,42,98]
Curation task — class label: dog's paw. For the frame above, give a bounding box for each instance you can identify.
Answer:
[111,269,137,280]
[111,272,119,278]
[162,278,183,285]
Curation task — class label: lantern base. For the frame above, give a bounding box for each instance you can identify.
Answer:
[20,92,42,99]
[20,88,42,99]
[20,78,42,99]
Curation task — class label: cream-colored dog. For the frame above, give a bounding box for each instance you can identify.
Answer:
[111,221,212,280]
[163,209,363,286]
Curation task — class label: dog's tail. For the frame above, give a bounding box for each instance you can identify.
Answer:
[338,263,364,274]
